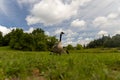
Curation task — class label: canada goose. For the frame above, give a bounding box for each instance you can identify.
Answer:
[50,32,69,55]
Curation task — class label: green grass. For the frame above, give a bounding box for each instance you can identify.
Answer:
[0,46,120,80]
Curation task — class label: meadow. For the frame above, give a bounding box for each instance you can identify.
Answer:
[0,47,120,80]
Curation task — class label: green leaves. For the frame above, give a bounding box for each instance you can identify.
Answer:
[0,31,3,46]
[87,34,120,48]
[1,28,57,51]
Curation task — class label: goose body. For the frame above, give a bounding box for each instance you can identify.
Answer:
[50,32,69,55]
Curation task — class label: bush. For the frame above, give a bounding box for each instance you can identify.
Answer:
[76,44,83,50]
[66,44,74,50]
[36,41,47,51]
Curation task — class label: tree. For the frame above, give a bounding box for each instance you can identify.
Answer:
[2,33,11,46]
[31,28,47,51]
[32,28,44,35]
[76,44,83,50]
[20,33,34,51]
[0,28,58,51]
[86,35,111,48]
[36,41,47,51]
[9,29,24,50]
[66,44,74,50]
[46,36,58,50]
[103,39,113,48]
[111,34,120,47]
[0,31,3,46]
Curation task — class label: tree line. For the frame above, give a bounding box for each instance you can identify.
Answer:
[1,28,119,50]
[86,34,120,48]
[0,28,83,51]
[0,28,58,51]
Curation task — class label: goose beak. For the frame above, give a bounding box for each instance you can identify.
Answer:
[61,32,65,34]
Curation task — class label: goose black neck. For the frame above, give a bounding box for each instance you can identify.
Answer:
[59,33,62,42]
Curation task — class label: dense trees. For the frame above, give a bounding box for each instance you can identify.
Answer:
[2,28,120,51]
[0,28,58,51]
[2,33,11,46]
[87,34,120,48]
[1,28,84,51]
[0,31,3,46]
[66,44,74,50]
[76,44,83,50]
[66,44,83,50]
[9,29,24,50]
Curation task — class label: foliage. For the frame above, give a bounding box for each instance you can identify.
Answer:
[0,28,58,51]
[1,47,120,79]
[9,29,24,50]
[76,44,83,50]
[104,34,120,48]
[87,34,120,48]
[2,33,11,46]
[20,33,34,51]
[66,44,74,50]
[0,31,3,46]
[46,36,58,51]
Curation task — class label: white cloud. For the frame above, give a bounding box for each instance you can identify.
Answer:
[26,0,92,25]
[93,16,108,26]
[0,25,35,36]
[45,31,50,36]
[53,27,97,46]
[65,30,79,38]
[77,37,92,46]
[107,13,119,19]
[114,30,120,35]
[118,7,120,12]
[54,28,78,37]
[25,27,34,33]
[63,37,93,46]
[93,12,120,34]
[98,30,108,36]
[71,19,86,28]
[0,25,16,36]
[54,28,79,46]
[55,28,64,35]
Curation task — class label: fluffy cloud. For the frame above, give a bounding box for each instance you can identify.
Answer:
[45,31,50,36]
[26,0,92,25]
[114,30,120,35]
[54,28,79,46]
[0,25,16,36]
[54,28,94,46]
[93,17,108,27]
[71,19,86,28]
[54,28,78,37]
[55,28,63,35]
[107,13,119,19]
[0,25,35,36]
[98,30,108,36]
[24,27,34,33]
[93,12,120,33]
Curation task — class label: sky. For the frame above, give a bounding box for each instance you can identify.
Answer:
[0,0,120,46]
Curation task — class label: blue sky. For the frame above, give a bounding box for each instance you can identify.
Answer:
[0,0,120,46]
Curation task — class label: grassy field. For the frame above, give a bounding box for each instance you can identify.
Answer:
[0,47,120,80]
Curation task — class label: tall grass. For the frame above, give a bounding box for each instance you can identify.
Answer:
[0,47,120,80]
